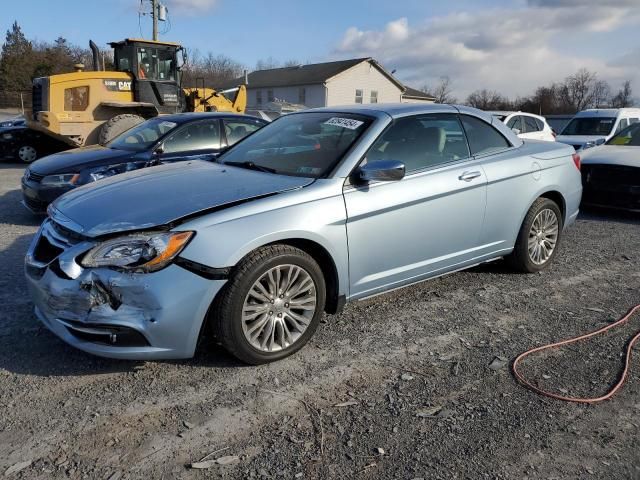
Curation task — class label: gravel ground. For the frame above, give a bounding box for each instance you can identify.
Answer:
[1,162,640,479]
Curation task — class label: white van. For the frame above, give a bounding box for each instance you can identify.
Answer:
[556,108,640,151]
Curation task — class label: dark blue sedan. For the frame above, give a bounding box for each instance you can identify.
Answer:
[21,112,267,212]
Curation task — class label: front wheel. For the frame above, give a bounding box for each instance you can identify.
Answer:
[212,245,326,364]
[15,145,38,163]
[508,197,563,273]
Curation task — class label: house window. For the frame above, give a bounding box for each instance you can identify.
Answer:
[355,89,363,104]
[298,87,306,105]
[370,90,378,104]
[256,90,262,105]
[268,89,274,102]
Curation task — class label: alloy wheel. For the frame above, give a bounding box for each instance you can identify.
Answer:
[527,208,559,265]
[241,264,317,352]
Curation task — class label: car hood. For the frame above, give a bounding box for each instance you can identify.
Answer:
[555,135,607,148]
[50,160,314,237]
[580,145,640,168]
[29,145,135,175]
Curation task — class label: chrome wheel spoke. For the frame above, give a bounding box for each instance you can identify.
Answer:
[242,264,317,353]
[527,208,559,265]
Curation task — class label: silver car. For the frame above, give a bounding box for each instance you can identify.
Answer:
[25,104,582,364]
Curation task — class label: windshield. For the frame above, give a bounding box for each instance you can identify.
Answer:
[107,118,179,151]
[606,123,640,146]
[560,117,616,136]
[218,112,373,177]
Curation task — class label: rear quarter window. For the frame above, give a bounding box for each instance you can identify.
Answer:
[460,115,511,156]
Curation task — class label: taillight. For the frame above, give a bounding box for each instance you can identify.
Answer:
[572,153,581,171]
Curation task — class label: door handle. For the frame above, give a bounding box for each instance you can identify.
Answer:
[458,171,482,182]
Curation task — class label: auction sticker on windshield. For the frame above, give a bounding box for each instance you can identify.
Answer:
[324,117,364,130]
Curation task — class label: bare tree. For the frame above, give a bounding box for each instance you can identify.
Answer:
[611,80,634,108]
[255,57,280,71]
[558,68,598,112]
[592,79,611,108]
[465,89,510,110]
[421,76,456,104]
[282,59,301,67]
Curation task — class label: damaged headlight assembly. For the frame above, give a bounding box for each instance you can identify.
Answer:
[81,231,194,272]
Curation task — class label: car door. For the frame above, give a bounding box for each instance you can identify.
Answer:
[155,119,223,163]
[343,113,488,299]
[222,118,264,147]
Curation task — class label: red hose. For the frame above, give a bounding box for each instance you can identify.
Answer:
[512,304,640,404]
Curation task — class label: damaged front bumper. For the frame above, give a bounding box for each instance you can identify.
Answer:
[25,219,226,360]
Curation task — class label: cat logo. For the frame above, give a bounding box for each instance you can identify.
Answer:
[103,79,132,92]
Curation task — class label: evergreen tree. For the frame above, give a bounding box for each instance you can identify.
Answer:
[0,21,34,92]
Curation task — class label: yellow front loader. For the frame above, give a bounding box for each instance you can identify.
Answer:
[29,39,247,146]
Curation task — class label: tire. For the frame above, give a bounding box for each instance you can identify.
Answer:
[98,114,145,145]
[15,144,38,163]
[212,245,326,365]
[507,197,563,273]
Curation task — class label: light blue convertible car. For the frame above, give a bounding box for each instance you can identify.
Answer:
[25,104,582,364]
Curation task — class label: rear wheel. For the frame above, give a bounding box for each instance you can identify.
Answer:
[212,245,326,364]
[15,144,38,163]
[98,114,145,145]
[508,197,563,273]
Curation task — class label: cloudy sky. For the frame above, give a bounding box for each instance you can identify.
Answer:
[2,0,638,99]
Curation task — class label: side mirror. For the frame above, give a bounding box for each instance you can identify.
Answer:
[511,128,521,135]
[154,144,165,155]
[357,160,405,183]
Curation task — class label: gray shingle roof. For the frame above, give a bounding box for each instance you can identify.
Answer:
[402,86,436,100]
[219,58,406,90]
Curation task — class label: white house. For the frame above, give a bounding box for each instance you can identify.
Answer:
[220,58,434,110]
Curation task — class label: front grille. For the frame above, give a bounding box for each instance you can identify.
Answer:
[33,235,64,264]
[583,164,640,186]
[27,170,45,183]
[32,219,80,265]
[582,164,640,210]
[23,195,48,212]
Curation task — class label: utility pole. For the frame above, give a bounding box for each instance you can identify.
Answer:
[151,0,158,41]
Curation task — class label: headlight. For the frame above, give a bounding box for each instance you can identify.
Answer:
[1,133,13,140]
[41,173,79,186]
[81,231,194,272]
[78,161,148,184]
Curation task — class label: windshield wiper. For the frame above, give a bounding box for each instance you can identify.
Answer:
[223,161,277,174]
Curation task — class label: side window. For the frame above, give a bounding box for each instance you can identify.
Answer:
[535,118,545,131]
[366,113,470,173]
[162,120,221,153]
[506,116,522,131]
[137,47,157,80]
[224,120,262,146]
[156,49,175,81]
[630,118,639,124]
[460,115,511,156]
[64,86,89,111]
[524,116,541,133]
[617,118,629,133]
